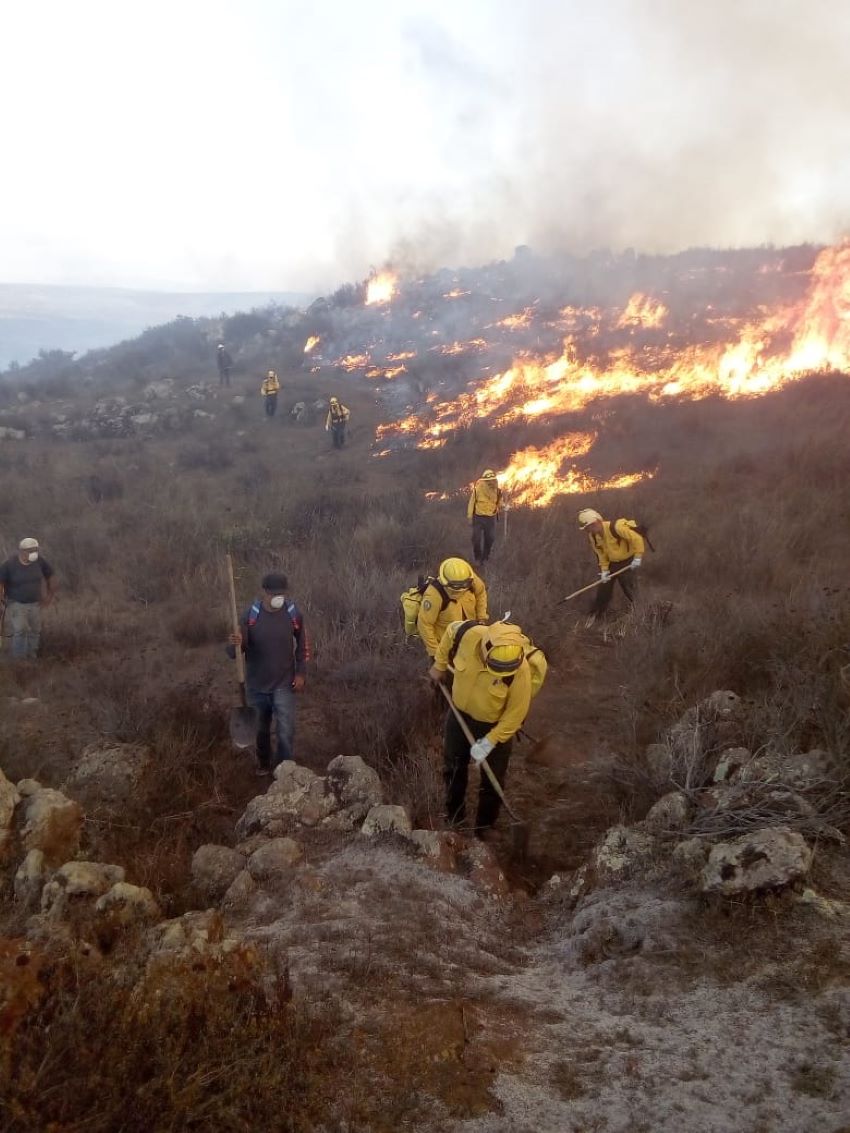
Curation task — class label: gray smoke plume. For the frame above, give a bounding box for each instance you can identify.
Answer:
[332,0,850,279]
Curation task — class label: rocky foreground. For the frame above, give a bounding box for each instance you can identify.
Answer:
[1,691,849,1132]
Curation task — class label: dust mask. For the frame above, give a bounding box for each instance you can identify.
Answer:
[27,552,38,563]
[269,596,286,610]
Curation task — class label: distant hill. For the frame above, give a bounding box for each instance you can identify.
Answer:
[0,283,314,369]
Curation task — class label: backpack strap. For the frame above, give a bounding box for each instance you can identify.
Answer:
[448,619,482,667]
[431,579,452,612]
[247,599,297,628]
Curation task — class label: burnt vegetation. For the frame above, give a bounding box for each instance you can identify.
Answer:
[1,245,849,1128]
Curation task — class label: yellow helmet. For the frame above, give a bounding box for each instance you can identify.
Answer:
[438,557,473,591]
[482,469,497,479]
[578,508,602,529]
[330,396,339,405]
[484,641,524,674]
[267,369,276,378]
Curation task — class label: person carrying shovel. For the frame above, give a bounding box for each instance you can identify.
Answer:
[429,619,532,839]
[577,508,646,627]
[226,571,309,774]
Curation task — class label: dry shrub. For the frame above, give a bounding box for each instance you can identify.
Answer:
[176,436,234,472]
[1,941,356,1133]
[171,606,230,647]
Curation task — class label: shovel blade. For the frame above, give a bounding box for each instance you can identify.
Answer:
[230,706,259,749]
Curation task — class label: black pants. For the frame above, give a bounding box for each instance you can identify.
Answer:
[218,369,231,387]
[444,708,511,830]
[590,559,637,616]
[264,394,278,417]
[331,423,346,448]
[471,515,496,563]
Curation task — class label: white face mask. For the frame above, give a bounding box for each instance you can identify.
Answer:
[269,595,286,610]
[26,552,38,563]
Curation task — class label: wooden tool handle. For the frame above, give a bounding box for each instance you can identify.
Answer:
[559,565,632,605]
[437,682,519,821]
[226,553,247,692]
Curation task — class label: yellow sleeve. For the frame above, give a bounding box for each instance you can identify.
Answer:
[343,406,351,421]
[486,664,532,745]
[619,522,645,558]
[417,586,443,657]
[590,534,609,571]
[433,621,459,671]
[467,485,476,519]
[473,575,488,620]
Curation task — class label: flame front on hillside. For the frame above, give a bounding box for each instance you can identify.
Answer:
[365,270,398,306]
[374,243,850,509]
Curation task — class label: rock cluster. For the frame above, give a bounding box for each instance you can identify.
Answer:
[558,691,843,909]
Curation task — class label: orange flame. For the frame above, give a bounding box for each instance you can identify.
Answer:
[365,271,398,306]
[443,289,470,299]
[335,352,370,371]
[435,338,487,356]
[303,335,320,353]
[617,293,668,329]
[494,308,535,330]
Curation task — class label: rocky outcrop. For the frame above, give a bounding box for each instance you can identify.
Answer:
[66,741,151,804]
[236,756,384,838]
[325,755,384,825]
[191,844,246,900]
[361,804,413,838]
[593,825,658,884]
[701,826,813,894]
[41,861,126,919]
[0,768,21,857]
[247,838,303,881]
[94,882,160,925]
[14,848,47,906]
[19,787,84,866]
[643,791,690,833]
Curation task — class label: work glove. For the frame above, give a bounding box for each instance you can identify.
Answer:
[599,570,611,583]
[470,737,494,764]
[631,555,642,569]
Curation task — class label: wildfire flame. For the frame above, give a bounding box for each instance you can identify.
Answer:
[496,434,650,508]
[444,288,470,299]
[303,335,320,354]
[435,338,487,356]
[617,293,668,330]
[373,243,850,509]
[495,308,535,330]
[365,271,398,306]
[335,352,370,371]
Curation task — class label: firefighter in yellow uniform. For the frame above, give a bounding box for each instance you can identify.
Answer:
[429,619,531,833]
[417,557,488,659]
[325,396,351,448]
[578,508,645,623]
[261,370,280,417]
[467,469,502,564]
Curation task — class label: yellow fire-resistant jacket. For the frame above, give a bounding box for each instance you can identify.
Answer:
[326,403,350,429]
[588,519,646,571]
[261,374,280,396]
[467,477,502,519]
[417,573,488,658]
[434,621,532,745]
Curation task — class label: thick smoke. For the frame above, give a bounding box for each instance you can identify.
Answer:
[333,0,850,280]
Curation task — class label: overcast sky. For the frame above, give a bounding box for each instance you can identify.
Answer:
[2,0,848,292]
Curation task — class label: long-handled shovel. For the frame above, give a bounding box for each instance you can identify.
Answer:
[557,565,632,605]
[226,553,258,749]
[437,682,530,860]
